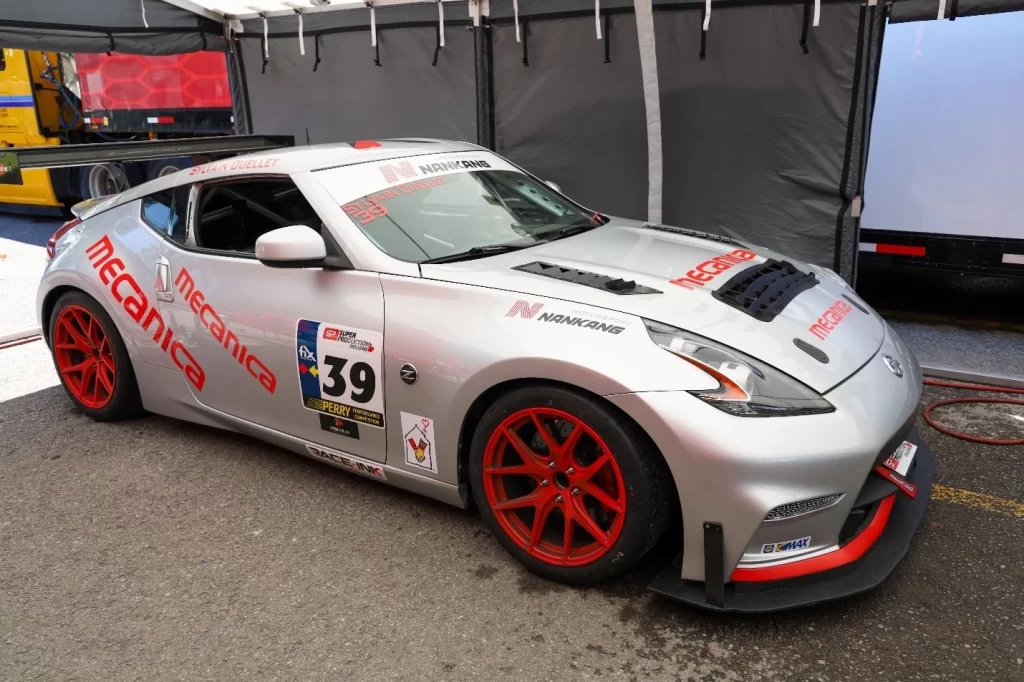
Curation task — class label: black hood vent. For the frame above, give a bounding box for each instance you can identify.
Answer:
[512,261,662,295]
[712,259,818,322]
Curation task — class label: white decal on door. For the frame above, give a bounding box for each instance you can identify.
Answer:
[296,319,385,428]
[401,412,437,474]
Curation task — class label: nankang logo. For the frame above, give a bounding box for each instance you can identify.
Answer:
[379,161,417,183]
[506,300,544,319]
[761,536,811,554]
[419,159,491,175]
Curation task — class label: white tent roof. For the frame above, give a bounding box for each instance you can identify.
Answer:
[165,0,470,22]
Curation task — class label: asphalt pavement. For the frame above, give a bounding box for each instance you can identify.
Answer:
[1,340,1022,682]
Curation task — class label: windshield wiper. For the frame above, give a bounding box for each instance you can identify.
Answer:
[532,219,602,241]
[421,243,537,264]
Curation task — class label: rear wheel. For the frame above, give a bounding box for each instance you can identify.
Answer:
[469,386,672,584]
[49,291,143,421]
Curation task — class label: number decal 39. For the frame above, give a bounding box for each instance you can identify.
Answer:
[295,319,385,429]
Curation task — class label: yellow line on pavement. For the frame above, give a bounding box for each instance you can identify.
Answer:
[932,484,1024,519]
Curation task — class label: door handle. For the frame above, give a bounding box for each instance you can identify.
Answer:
[155,256,173,302]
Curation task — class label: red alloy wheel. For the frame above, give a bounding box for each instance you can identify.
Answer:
[482,407,627,567]
[53,305,116,409]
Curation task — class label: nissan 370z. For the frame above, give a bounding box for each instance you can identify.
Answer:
[37,139,934,612]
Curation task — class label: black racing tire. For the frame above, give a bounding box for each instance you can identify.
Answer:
[469,385,673,585]
[146,157,192,181]
[48,291,144,421]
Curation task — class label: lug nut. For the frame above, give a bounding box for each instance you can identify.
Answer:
[555,494,564,503]
[541,479,549,486]
[548,461,557,469]
[566,467,575,474]
[571,487,580,496]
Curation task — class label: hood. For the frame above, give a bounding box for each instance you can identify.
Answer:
[420,220,884,393]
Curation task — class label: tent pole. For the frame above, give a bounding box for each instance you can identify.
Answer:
[634,0,663,224]
[474,18,495,150]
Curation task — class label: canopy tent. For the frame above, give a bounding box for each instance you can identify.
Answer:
[2,0,1022,281]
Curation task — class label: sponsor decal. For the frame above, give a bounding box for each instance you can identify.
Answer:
[296,319,385,429]
[808,299,853,340]
[875,465,917,499]
[342,177,447,226]
[761,536,812,554]
[668,249,758,291]
[418,158,491,175]
[506,300,544,319]
[319,414,360,440]
[305,444,386,480]
[187,157,279,176]
[86,236,205,391]
[0,151,23,186]
[401,412,437,474]
[505,300,627,334]
[379,160,418,183]
[883,440,918,477]
[174,267,276,394]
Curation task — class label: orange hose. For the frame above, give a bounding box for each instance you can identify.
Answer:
[922,378,1024,446]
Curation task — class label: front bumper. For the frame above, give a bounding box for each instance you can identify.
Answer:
[648,427,935,612]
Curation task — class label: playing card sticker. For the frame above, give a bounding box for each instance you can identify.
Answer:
[296,319,384,429]
[401,412,437,474]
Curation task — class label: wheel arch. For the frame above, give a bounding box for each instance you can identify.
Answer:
[454,377,681,522]
[41,285,82,344]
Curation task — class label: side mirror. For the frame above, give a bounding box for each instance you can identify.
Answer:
[545,180,563,193]
[255,225,328,268]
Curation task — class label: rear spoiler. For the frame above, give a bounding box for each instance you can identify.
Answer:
[70,195,116,219]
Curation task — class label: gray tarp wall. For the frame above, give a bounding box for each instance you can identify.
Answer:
[232,0,881,276]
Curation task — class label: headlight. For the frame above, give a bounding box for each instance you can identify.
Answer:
[644,320,835,417]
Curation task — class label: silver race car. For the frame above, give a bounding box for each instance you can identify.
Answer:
[38,139,934,612]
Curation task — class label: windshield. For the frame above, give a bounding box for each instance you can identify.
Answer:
[315,153,597,263]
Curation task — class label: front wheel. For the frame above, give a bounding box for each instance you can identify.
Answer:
[469,386,673,585]
[49,291,143,421]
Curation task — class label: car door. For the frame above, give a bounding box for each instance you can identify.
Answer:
[154,175,388,463]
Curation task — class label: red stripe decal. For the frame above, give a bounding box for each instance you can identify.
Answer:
[156,116,175,124]
[875,243,926,257]
[730,494,896,582]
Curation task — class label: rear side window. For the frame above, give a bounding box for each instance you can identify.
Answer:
[140,187,187,243]
[192,179,322,254]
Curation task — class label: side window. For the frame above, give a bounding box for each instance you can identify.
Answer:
[192,179,321,254]
[140,187,187,243]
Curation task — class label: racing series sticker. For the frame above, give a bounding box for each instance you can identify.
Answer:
[296,319,384,429]
[761,536,811,554]
[401,412,437,474]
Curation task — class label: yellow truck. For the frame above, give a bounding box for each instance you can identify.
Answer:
[0,49,69,208]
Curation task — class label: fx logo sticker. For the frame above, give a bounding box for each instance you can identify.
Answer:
[296,319,385,429]
[401,412,437,474]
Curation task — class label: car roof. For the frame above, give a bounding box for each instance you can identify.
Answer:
[81,138,484,219]
[179,138,483,180]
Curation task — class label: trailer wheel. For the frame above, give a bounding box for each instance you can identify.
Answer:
[146,157,192,181]
[77,163,142,199]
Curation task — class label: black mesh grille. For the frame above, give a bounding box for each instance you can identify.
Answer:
[512,261,662,295]
[711,259,819,322]
[764,493,844,521]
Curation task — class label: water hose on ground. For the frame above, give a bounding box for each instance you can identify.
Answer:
[922,378,1024,445]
